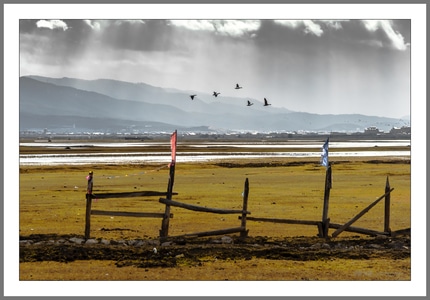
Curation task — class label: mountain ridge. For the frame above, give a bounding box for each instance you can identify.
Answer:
[20,76,409,133]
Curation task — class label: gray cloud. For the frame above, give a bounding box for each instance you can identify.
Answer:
[274,20,324,37]
[169,20,261,37]
[361,20,409,50]
[36,19,68,31]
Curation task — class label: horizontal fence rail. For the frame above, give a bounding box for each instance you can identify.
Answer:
[91,210,173,218]
[328,223,388,236]
[240,216,320,226]
[159,198,251,215]
[166,226,247,239]
[94,191,177,199]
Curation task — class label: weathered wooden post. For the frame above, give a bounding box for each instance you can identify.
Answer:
[240,178,249,237]
[84,194,92,239]
[160,130,177,239]
[384,176,391,234]
[160,164,175,238]
[321,163,332,238]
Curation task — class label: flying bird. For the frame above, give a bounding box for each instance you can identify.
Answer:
[190,94,196,100]
[213,91,220,97]
[264,98,271,106]
[235,83,243,89]
[247,100,254,106]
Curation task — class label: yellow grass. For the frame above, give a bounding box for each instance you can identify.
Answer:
[19,148,411,283]
[19,159,411,240]
[20,257,410,281]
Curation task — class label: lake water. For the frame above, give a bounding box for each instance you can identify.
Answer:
[20,140,411,149]
[20,140,410,166]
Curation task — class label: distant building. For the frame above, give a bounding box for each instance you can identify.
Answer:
[364,126,382,135]
[390,126,411,135]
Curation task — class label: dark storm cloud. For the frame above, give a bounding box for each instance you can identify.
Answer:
[21,20,178,58]
[20,19,409,62]
[19,20,39,34]
[244,19,410,115]
[97,20,182,52]
[20,19,96,66]
[392,19,411,43]
[256,20,409,52]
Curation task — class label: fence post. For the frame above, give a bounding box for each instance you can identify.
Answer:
[384,176,391,234]
[240,178,249,237]
[160,163,175,238]
[84,194,92,239]
[321,164,332,238]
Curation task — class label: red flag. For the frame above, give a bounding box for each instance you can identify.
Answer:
[170,130,177,165]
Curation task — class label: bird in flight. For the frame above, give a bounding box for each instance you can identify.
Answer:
[235,83,243,89]
[190,94,196,100]
[247,100,254,106]
[264,98,271,106]
[213,91,220,97]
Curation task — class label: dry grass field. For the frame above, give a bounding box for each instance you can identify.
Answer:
[19,141,411,283]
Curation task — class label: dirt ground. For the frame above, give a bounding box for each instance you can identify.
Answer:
[20,233,410,270]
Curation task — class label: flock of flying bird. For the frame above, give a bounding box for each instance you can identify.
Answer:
[189,83,272,107]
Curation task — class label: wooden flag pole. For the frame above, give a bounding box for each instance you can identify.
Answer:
[160,163,175,238]
[160,130,177,239]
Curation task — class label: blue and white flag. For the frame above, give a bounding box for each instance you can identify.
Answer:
[320,138,329,167]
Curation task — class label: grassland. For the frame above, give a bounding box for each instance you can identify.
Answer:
[19,141,411,282]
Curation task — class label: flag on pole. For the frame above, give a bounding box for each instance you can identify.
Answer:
[320,137,329,167]
[170,130,177,166]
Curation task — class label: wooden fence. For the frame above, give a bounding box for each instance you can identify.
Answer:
[158,163,250,240]
[84,190,176,239]
[84,165,409,240]
[84,143,409,240]
[241,165,410,238]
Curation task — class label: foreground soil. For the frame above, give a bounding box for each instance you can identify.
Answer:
[20,233,410,280]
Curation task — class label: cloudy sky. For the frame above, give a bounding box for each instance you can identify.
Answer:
[20,18,411,118]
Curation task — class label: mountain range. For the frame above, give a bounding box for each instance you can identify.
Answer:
[19,76,410,134]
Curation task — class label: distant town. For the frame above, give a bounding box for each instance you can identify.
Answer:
[20,125,411,142]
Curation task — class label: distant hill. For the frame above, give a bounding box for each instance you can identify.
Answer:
[26,75,291,117]
[20,76,409,133]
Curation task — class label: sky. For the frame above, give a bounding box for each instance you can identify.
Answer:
[20,18,411,119]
